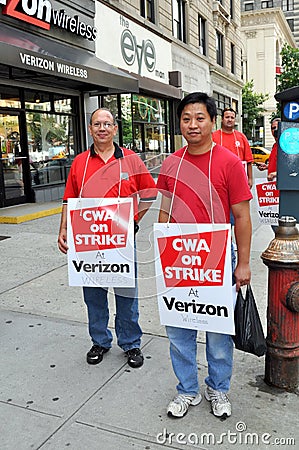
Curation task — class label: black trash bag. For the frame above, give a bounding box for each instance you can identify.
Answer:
[233,285,267,357]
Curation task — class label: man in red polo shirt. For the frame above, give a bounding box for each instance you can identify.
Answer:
[213,107,253,188]
[58,108,157,368]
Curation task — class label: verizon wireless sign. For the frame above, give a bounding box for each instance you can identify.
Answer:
[254,179,279,225]
[0,0,97,40]
[67,198,135,287]
[154,223,235,334]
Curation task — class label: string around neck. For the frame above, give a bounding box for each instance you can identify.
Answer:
[167,143,216,226]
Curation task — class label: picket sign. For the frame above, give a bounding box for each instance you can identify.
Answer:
[67,198,135,287]
[154,223,235,334]
[254,178,279,225]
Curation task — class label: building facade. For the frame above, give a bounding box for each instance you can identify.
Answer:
[241,7,296,147]
[0,0,245,208]
[92,0,244,141]
[241,0,299,48]
[0,0,140,207]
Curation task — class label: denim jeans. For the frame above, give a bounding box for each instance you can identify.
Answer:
[166,243,236,396]
[83,255,142,352]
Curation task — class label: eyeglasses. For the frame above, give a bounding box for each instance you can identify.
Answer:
[91,121,115,129]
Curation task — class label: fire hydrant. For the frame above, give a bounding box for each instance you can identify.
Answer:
[261,216,299,391]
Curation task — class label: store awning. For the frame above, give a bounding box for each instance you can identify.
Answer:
[0,23,139,93]
[131,72,182,100]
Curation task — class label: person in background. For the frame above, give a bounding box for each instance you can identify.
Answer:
[157,92,252,420]
[257,117,281,181]
[58,108,157,369]
[213,107,253,188]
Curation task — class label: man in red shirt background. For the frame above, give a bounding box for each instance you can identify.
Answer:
[213,107,253,188]
[257,117,281,181]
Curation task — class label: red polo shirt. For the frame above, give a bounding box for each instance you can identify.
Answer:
[63,143,157,220]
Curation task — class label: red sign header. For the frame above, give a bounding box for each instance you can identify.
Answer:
[1,0,97,40]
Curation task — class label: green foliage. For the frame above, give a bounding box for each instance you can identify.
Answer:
[277,44,299,93]
[271,44,299,119]
[242,80,269,140]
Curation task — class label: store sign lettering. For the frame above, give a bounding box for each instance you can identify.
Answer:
[1,0,97,40]
[120,28,156,75]
[19,52,88,79]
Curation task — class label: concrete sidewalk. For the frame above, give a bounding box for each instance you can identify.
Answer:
[0,198,298,450]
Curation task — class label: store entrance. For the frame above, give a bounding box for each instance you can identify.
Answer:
[0,113,28,206]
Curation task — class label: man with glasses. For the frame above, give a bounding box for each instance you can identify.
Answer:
[213,107,253,188]
[58,108,157,368]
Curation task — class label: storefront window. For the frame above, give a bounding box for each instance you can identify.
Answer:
[100,93,170,169]
[133,95,165,123]
[24,91,51,111]
[0,113,24,199]
[0,86,21,108]
[121,94,133,149]
[132,95,167,166]
[54,95,73,113]
[27,112,74,186]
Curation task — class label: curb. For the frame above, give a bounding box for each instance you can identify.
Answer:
[0,206,62,224]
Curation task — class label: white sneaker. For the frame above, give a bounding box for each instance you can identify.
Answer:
[205,386,231,418]
[167,393,202,418]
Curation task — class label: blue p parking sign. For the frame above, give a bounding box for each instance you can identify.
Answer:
[283,102,299,121]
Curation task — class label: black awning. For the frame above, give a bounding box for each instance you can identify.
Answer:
[0,23,139,93]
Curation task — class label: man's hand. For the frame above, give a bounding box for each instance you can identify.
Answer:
[58,227,68,254]
[267,171,277,181]
[58,204,68,254]
[256,162,268,171]
[234,262,251,291]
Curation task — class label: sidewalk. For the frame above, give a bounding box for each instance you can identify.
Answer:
[0,198,298,450]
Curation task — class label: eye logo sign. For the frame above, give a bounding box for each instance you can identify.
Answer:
[70,203,131,253]
[157,230,228,288]
[120,29,156,75]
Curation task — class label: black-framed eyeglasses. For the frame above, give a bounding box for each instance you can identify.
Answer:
[91,121,115,129]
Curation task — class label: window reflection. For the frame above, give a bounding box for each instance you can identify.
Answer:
[25,91,51,111]
[0,87,21,108]
[27,112,74,186]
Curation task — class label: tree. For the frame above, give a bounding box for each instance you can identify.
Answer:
[277,44,299,93]
[273,44,299,118]
[242,80,269,141]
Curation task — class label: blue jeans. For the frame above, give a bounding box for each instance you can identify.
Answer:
[83,257,142,352]
[166,243,236,395]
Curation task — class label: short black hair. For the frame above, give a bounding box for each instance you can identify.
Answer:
[221,107,236,118]
[177,92,217,121]
[89,108,116,125]
[270,117,281,124]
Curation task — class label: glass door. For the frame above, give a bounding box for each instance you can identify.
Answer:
[0,113,26,205]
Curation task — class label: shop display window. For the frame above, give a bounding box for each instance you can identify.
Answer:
[0,86,21,108]
[24,91,51,111]
[27,112,74,186]
[100,93,170,170]
[0,113,24,199]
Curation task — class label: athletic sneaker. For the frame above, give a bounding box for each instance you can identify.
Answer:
[86,345,109,365]
[126,348,144,368]
[167,393,202,418]
[205,385,231,418]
